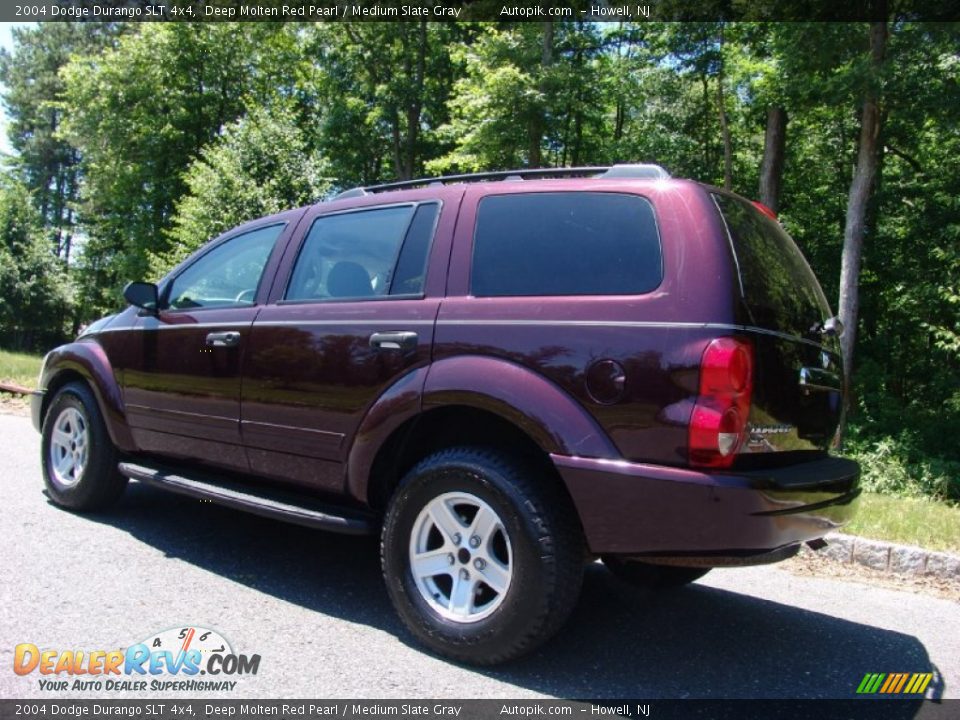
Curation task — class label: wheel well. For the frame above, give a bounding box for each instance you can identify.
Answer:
[40,370,87,426]
[366,406,568,512]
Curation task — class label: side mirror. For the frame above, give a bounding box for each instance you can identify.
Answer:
[123,281,159,315]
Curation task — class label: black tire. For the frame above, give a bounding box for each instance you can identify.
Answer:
[41,381,127,511]
[381,447,584,665]
[602,556,710,589]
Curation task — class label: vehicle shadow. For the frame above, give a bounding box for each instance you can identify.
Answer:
[79,482,941,701]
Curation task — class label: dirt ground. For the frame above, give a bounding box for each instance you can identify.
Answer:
[0,391,29,417]
[4,389,956,603]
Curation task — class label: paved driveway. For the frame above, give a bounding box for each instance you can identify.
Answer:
[0,414,956,699]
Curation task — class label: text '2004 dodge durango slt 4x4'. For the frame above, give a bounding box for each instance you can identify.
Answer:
[32,164,860,665]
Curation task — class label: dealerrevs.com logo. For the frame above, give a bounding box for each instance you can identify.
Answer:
[13,626,260,692]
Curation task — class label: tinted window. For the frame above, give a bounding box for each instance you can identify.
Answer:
[713,193,831,340]
[286,204,437,301]
[166,224,283,310]
[471,192,661,297]
[390,204,438,295]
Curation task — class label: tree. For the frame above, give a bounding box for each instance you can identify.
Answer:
[59,23,299,316]
[0,23,120,264]
[838,20,887,402]
[0,177,73,350]
[430,22,605,173]
[305,22,462,185]
[156,104,332,276]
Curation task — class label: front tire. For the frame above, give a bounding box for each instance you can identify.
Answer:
[602,556,710,589]
[41,382,127,511]
[381,447,584,665]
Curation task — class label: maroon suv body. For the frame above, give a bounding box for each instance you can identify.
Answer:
[32,166,859,664]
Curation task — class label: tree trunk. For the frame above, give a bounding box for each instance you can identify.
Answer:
[528,22,553,167]
[716,26,733,191]
[402,21,428,181]
[838,20,887,421]
[700,75,711,172]
[758,106,787,213]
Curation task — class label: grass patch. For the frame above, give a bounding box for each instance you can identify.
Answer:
[842,492,960,553]
[0,348,43,389]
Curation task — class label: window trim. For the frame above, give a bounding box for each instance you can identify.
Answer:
[278,200,442,305]
[468,191,664,299]
[159,221,288,314]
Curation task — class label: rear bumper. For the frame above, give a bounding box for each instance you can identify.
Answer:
[552,454,860,560]
[30,390,44,433]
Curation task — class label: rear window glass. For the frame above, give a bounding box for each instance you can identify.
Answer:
[713,193,831,340]
[471,192,661,297]
[285,203,438,301]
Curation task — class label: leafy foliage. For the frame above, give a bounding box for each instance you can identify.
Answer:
[57,23,299,315]
[0,23,120,266]
[0,178,73,349]
[155,104,331,276]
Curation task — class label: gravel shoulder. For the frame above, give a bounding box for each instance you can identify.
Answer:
[786,548,960,602]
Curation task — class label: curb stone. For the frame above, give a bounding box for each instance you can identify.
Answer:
[806,532,960,580]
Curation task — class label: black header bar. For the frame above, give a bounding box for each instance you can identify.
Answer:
[0,699,958,720]
[3,0,959,23]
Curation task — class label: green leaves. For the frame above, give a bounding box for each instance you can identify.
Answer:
[156,104,331,277]
[0,177,73,350]
[58,23,300,308]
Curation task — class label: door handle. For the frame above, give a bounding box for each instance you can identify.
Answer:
[369,331,418,352]
[205,331,241,348]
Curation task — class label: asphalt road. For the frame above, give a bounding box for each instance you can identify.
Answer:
[1,413,957,700]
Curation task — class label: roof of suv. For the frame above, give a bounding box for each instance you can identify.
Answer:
[331,164,675,201]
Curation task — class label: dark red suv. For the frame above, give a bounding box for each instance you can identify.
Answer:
[32,165,859,665]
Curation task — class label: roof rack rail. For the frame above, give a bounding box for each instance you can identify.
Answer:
[332,163,670,200]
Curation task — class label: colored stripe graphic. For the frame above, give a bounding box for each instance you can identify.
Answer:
[904,674,920,694]
[856,672,932,694]
[879,674,897,693]
[857,673,885,694]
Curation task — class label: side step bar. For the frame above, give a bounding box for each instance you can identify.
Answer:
[118,462,377,536]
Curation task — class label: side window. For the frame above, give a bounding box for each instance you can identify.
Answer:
[286,203,438,301]
[166,224,284,310]
[471,192,661,297]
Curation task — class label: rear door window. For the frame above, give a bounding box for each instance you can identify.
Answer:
[471,192,661,297]
[712,193,831,341]
[286,203,438,301]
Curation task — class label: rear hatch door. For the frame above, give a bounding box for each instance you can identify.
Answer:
[712,192,842,456]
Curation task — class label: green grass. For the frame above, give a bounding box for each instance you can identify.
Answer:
[843,492,960,553]
[0,348,43,388]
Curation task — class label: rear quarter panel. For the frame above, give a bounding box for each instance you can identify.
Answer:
[437,180,740,465]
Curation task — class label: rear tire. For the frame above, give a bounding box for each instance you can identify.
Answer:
[602,556,710,589]
[381,447,584,665]
[41,382,127,511]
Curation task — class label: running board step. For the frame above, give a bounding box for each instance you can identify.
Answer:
[118,462,377,535]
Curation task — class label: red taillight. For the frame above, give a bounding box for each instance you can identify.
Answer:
[689,337,753,469]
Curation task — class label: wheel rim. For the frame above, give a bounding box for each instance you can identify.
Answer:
[408,491,513,624]
[49,406,88,488]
